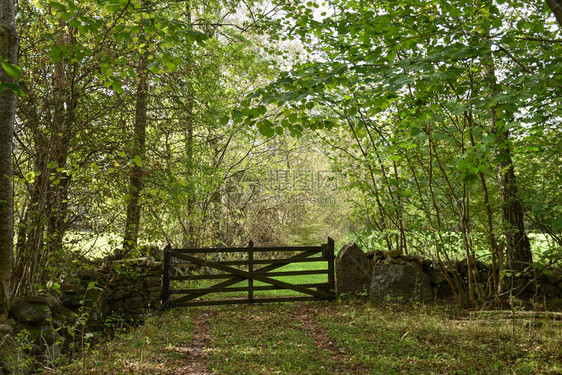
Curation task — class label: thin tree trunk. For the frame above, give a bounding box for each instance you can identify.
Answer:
[484,59,533,273]
[45,56,76,269]
[0,0,18,302]
[123,55,148,253]
[497,147,533,271]
[184,3,196,247]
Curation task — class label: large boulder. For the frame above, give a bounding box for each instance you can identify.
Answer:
[336,242,373,296]
[370,263,433,303]
[0,323,14,337]
[22,295,62,314]
[11,300,51,325]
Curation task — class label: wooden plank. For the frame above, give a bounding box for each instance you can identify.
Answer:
[170,283,329,295]
[170,250,320,305]
[160,245,171,310]
[217,257,325,266]
[327,237,335,299]
[248,246,323,252]
[171,274,233,281]
[248,241,254,304]
[262,270,328,277]
[171,296,322,307]
[171,269,328,281]
[168,251,333,300]
[171,246,322,254]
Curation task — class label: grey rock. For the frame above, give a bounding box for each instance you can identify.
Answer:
[370,263,433,303]
[23,294,62,314]
[11,301,51,324]
[62,294,83,309]
[336,242,373,296]
[546,268,562,285]
[426,269,444,284]
[0,324,14,337]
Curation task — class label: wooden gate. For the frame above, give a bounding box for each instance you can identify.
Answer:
[161,238,335,308]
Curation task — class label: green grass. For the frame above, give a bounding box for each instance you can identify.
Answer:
[209,304,330,374]
[51,301,562,374]
[170,259,329,303]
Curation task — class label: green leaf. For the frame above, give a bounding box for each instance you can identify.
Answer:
[132,155,143,167]
[1,82,25,97]
[257,121,275,137]
[25,171,35,183]
[219,115,229,126]
[131,339,143,349]
[552,217,562,230]
[289,113,298,124]
[49,1,67,11]
[2,61,22,78]
[50,46,63,63]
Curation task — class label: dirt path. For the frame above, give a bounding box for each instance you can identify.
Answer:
[291,302,368,375]
[163,302,365,374]
[164,310,216,375]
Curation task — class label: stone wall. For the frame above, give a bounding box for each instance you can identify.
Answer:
[61,257,162,322]
[336,242,562,305]
[0,257,163,373]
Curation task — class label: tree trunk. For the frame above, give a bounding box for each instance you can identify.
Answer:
[44,57,76,273]
[546,0,562,28]
[123,55,148,253]
[11,47,76,297]
[0,0,19,302]
[496,143,533,271]
[484,60,533,273]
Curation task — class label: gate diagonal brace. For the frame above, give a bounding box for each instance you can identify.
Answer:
[170,250,320,305]
[168,251,332,300]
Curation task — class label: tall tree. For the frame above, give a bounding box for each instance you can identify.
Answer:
[0,0,18,302]
[123,21,148,253]
[247,0,561,303]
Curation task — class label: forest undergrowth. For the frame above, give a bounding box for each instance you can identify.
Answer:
[49,300,562,375]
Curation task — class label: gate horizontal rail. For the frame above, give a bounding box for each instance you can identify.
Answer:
[161,238,335,308]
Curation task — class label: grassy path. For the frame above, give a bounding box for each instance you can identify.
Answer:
[165,310,215,375]
[52,301,562,375]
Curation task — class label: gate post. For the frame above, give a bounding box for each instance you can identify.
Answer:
[327,237,335,299]
[161,244,171,310]
[248,240,254,304]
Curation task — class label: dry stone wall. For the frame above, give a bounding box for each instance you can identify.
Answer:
[336,242,562,305]
[0,257,163,374]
